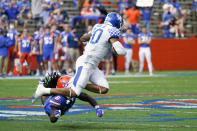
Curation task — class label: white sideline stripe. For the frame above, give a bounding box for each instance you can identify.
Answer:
[0,110,46,115]
[108,81,151,84]
[0,74,166,80]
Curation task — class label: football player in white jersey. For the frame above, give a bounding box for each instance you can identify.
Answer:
[32,12,126,102]
[138,26,153,76]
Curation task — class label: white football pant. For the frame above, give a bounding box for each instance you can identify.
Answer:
[70,56,109,96]
[139,47,153,74]
[125,49,133,72]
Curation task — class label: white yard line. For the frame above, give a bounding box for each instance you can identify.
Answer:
[0,74,166,80]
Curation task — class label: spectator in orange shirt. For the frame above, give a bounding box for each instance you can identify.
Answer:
[82,0,93,8]
[124,5,140,35]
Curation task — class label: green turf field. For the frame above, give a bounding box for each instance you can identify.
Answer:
[1,71,197,131]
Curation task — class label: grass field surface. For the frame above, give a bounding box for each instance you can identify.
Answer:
[0,71,197,131]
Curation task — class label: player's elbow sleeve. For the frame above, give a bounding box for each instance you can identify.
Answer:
[112,41,126,56]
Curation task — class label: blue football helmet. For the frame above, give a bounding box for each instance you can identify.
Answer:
[104,12,123,29]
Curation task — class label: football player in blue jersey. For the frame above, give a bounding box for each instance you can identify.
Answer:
[138,26,153,76]
[40,73,103,123]
[32,12,126,103]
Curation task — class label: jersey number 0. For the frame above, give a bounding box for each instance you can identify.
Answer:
[90,29,103,44]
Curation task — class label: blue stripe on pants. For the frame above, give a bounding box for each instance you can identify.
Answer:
[73,66,83,87]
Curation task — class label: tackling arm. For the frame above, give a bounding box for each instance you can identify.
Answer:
[123,36,135,45]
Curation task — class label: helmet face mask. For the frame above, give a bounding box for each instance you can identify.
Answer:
[104,12,123,30]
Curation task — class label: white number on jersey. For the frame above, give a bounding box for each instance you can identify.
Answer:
[22,40,30,48]
[44,37,53,45]
[90,29,103,44]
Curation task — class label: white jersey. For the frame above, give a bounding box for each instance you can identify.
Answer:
[80,24,120,66]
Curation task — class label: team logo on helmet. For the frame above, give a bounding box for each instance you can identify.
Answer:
[104,12,123,29]
[57,75,71,88]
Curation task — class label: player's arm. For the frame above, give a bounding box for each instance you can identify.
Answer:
[34,40,39,53]
[41,95,50,105]
[145,37,152,44]
[40,38,43,55]
[109,38,126,56]
[138,37,143,44]
[123,36,135,45]
[80,33,91,42]
[14,35,18,52]
[77,92,98,108]
[18,40,21,55]
[30,39,33,55]
[54,37,58,54]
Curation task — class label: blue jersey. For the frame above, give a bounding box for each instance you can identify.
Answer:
[44,95,76,116]
[122,33,135,49]
[19,35,32,53]
[7,30,18,47]
[42,33,55,50]
[34,31,42,51]
[60,32,68,47]
[138,32,152,48]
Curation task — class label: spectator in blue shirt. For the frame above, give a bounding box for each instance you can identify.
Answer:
[67,27,80,70]
[0,0,9,11]
[0,29,12,78]
[162,9,174,28]
[161,8,174,38]
[5,2,20,28]
[118,0,130,15]
[18,0,32,28]
[52,0,62,19]
[18,0,31,15]
[193,0,197,12]
[41,0,54,23]
[170,0,181,14]
[141,7,152,32]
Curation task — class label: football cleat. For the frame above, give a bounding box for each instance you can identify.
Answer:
[32,83,46,103]
[96,108,104,117]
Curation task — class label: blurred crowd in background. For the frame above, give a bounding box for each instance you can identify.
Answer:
[0,0,196,77]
